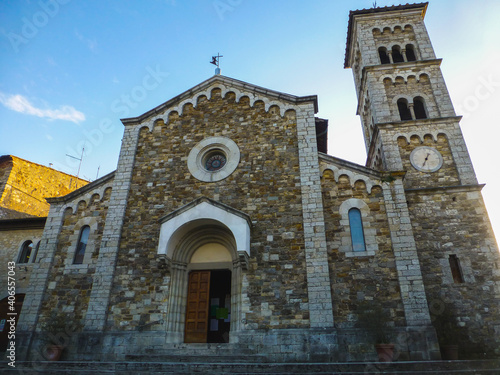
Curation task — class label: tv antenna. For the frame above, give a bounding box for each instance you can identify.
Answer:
[210,53,223,75]
[66,143,85,186]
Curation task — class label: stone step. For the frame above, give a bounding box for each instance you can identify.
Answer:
[2,360,500,375]
[132,343,259,357]
[125,354,268,363]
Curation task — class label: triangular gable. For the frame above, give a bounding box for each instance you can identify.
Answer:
[121,75,318,127]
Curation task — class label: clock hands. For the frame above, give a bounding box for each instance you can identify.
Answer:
[422,152,430,167]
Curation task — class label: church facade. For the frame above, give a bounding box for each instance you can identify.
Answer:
[13,3,500,362]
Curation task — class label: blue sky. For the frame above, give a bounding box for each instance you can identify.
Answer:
[1,0,499,240]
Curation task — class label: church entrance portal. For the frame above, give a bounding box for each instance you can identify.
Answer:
[184,269,231,343]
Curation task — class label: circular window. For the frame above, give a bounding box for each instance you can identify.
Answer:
[204,150,227,171]
[187,137,240,182]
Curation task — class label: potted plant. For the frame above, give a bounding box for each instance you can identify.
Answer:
[39,310,75,361]
[432,308,462,360]
[356,301,395,362]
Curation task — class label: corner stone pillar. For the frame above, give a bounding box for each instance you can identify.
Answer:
[382,178,440,359]
[296,104,334,328]
[84,124,141,331]
[16,204,66,359]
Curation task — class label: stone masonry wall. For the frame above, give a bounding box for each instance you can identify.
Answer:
[353,11,435,71]
[0,227,43,295]
[372,23,417,54]
[407,186,500,358]
[37,187,111,328]
[108,90,310,331]
[0,156,88,217]
[320,169,406,328]
[398,133,460,189]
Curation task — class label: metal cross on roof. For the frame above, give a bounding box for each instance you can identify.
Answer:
[210,53,223,75]
[210,53,223,68]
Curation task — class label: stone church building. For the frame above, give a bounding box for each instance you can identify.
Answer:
[7,2,500,362]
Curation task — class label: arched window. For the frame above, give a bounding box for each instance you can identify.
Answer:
[406,44,417,61]
[18,241,33,263]
[397,98,412,121]
[413,97,427,119]
[348,208,366,252]
[392,45,404,63]
[31,241,40,263]
[378,47,390,64]
[73,226,90,264]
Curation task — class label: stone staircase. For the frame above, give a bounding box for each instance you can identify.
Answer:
[3,345,500,374]
[2,359,500,374]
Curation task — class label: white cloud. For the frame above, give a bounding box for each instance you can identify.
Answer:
[0,93,85,123]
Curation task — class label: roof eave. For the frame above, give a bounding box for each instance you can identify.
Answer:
[344,2,429,69]
[121,75,318,126]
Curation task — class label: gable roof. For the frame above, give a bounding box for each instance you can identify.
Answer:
[46,171,115,204]
[120,75,318,126]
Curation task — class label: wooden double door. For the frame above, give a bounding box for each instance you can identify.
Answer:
[184,270,231,343]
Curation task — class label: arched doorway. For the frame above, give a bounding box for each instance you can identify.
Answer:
[158,197,250,344]
[164,223,246,344]
[185,243,233,343]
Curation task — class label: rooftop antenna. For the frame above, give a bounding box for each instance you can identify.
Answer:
[210,53,223,75]
[96,165,100,180]
[66,143,85,187]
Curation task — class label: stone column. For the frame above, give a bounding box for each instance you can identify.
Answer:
[165,262,188,343]
[408,103,416,121]
[387,51,394,64]
[296,103,334,328]
[84,124,141,331]
[382,178,440,359]
[401,49,408,62]
[17,204,66,359]
[383,179,431,326]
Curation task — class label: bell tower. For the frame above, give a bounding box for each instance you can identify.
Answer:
[345,3,500,357]
[344,2,477,189]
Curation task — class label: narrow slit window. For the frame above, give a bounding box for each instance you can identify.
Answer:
[449,254,464,283]
[73,226,90,264]
[18,241,33,263]
[397,98,412,121]
[348,208,366,252]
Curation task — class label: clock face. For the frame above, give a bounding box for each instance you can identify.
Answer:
[410,146,443,172]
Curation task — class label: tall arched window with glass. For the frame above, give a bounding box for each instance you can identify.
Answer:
[18,240,33,263]
[348,208,366,252]
[73,226,90,264]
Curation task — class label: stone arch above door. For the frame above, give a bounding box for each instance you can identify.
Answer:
[157,197,251,344]
[157,197,251,270]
